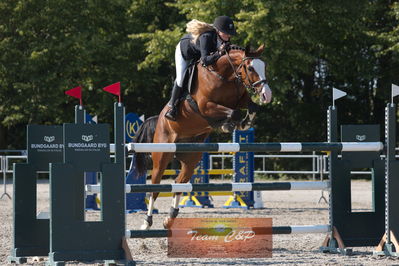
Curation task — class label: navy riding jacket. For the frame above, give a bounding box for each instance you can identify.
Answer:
[179,30,227,66]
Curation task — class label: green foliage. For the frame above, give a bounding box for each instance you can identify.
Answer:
[130,27,182,70]
[0,0,398,151]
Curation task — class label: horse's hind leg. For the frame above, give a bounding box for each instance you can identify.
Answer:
[141,151,174,230]
[163,152,204,228]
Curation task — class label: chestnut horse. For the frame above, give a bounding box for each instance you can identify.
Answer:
[130,45,272,229]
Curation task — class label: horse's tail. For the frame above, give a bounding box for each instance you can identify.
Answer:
[127,115,159,179]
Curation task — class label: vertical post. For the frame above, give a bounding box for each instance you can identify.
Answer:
[320,105,344,252]
[327,105,338,235]
[75,105,86,124]
[374,102,399,255]
[384,103,397,249]
[374,88,399,256]
[114,102,125,165]
[312,151,316,180]
[1,155,11,199]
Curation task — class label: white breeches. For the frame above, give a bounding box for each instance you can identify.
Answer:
[175,42,190,87]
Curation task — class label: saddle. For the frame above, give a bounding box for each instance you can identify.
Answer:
[182,61,198,94]
[174,61,197,106]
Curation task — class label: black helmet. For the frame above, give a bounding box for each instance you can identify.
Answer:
[213,16,236,36]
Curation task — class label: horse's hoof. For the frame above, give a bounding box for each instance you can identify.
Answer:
[140,216,152,230]
[238,122,251,131]
[163,217,175,229]
[140,221,151,230]
[230,110,241,121]
[221,123,235,133]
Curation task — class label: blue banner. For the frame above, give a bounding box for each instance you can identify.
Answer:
[125,113,143,143]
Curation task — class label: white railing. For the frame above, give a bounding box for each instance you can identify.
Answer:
[210,152,399,178]
[209,153,325,180]
[2,147,399,199]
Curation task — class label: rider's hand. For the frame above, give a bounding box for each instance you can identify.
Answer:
[218,43,229,55]
[218,50,226,56]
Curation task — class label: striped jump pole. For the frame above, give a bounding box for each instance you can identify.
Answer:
[157,191,234,197]
[125,225,331,238]
[86,181,330,194]
[153,169,234,176]
[127,142,383,153]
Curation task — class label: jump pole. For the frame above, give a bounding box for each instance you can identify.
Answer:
[126,142,383,153]
[86,181,331,193]
[126,224,331,238]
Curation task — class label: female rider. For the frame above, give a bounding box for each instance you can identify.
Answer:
[165,16,237,121]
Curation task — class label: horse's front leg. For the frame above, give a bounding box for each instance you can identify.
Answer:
[162,192,182,228]
[141,192,159,230]
[201,101,241,133]
[235,92,260,131]
[237,100,260,131]
[201,101,240,120]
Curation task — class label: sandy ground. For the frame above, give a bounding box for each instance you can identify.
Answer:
[1,179,399,265]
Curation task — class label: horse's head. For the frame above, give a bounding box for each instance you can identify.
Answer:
[228,44,272,104]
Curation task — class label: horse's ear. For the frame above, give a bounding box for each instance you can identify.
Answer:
[256,44,265,55]
[245,44,251,56]
[245,44,265,57]
[250,44,265,57]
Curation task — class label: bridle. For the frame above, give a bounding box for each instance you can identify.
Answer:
[224,49,268,93]
[202,47,268,108]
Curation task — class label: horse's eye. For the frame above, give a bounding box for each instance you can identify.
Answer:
[248,66,254,72]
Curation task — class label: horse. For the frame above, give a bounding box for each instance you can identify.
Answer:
[129,44,272,230]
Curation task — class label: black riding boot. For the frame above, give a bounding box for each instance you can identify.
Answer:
[165,83,183,121]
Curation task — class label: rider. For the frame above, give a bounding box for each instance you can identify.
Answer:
[165,16,237,121]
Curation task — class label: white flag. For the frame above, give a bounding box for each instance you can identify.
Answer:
[92,115,98,123]
[392,84,399,98]
[333,88,347,101]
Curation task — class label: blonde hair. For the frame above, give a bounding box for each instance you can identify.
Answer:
[186,19,214,44]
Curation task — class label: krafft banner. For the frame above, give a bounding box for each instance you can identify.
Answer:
[168,218,272,258]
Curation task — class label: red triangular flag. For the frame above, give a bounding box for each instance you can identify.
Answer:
[65,86,82,105]
[103,82,120,96]
[103,82,121,102]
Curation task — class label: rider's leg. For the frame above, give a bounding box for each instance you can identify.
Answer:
[165,42,188,121]
[165,82,183,121]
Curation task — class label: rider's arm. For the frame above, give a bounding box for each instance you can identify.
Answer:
[199,32,221,66]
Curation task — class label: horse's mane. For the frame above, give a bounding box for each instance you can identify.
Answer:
[227,45,245,52]
[227,44,265,58]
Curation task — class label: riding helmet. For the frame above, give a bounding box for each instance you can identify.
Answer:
[213,16,236,36]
